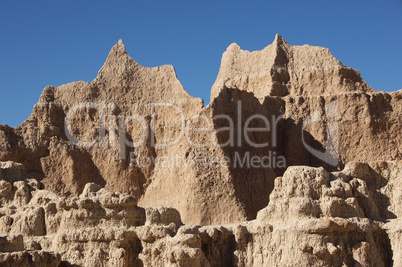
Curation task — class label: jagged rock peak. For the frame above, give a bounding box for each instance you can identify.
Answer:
[91,39,202,105]
[273,33,289,47]
[100,39,131,66]
[211,34,374,100]
[104,38,129,62]
[225,34,289,54]
[113,38,127,52]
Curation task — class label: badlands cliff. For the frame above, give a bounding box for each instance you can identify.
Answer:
[0,35,401,266]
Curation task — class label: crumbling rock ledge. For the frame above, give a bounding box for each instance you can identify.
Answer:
[0,160,400,266]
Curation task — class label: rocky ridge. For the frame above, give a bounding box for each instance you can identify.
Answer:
[211,34,375,99]
[0,35,401,266]
[0,36,400,225]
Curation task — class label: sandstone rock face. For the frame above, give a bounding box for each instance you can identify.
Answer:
[0,35,401,266]
[211,34,374,100]
[0,40,255,225]
[0,36,400,226]
[0,161,400,266]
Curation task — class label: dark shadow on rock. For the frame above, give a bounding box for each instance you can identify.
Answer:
[210,87,332,220]
[200,228,235,266]
[374,229,394,267]
[210,88,281,220]
[0,124,49,180]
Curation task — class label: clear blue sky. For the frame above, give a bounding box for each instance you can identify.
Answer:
[0,0,401,127]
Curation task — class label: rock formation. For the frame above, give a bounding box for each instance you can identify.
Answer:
[0,160,400,266]
[0,35,401,266]
[211,34,375,99]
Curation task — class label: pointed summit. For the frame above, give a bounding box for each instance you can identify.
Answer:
[94,39,138,87]
[273,34,289,47]
[108,38,127,57]
[92,39,202,108]
[272,34,291,66]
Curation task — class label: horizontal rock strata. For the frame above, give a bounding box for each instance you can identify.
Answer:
[0,35,401,266]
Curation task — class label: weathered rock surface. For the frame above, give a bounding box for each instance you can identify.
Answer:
[0,160,400,266]
[0,35,401,265]
[211,34,375,99]
[0,35,400,226]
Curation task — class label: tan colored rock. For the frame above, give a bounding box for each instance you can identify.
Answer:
[0,37,400,226]
[0,235,24,253]
[0,34,401,266]
[211,34,374,100]
[0,251,61,267]
[145,207,182,227]
[0,161,400,266]
[0,162,27,182]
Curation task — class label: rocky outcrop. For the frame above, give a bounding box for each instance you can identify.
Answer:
[0,251,61,267]
[0,35,400,229]
[211,34,374,99]
[0,160,400,266]
[0,40,256,225]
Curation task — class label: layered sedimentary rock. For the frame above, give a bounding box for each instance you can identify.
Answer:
[0,35,400,266]
[0,34,401,232]
[210,34,401,171]
[211,34,375,99]
[0,160,400,266]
